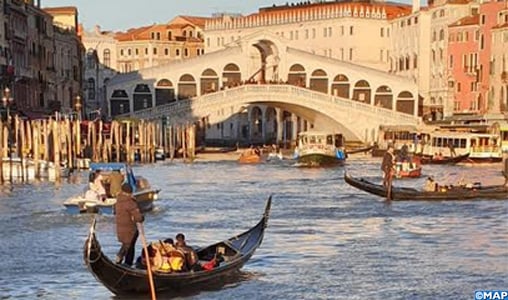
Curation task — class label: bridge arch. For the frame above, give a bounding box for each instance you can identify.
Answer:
[155,79,175,105]
[133,84,153,111]
[222,63,241,87]
[331,74,350,98]
[200,68,219,95]
[288,64,306,86]
[374,85,393,109]
[110,89,130,115]
[178,74,197,99]
[396,91,415,114]
[352,80,371,104]
[310,69,328,93]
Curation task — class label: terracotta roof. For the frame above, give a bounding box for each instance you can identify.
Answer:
[177,16,209,27]
[115,25,153,41]
[449,14,479,27]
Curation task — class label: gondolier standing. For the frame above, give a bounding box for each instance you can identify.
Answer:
[381,144,396,199]
[115,182,144,265]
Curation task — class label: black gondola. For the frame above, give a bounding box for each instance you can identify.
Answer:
[345,145,374,155]
[418,153,470,165]
[344,172,508,201]
[83,196,271,296]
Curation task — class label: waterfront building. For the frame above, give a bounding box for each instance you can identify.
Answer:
[0,0,9,87]
[448,14,480,113]
[81,25,118,119]
[80,16,207,118]
[447,0,508,115]
[43,6,83,115]
[390,0,476,120]
[205,1,412,72]
[491,11,508,112]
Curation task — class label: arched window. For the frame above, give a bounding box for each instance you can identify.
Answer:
[103,49,111,67]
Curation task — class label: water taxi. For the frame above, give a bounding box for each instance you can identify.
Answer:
[294,131,346,167]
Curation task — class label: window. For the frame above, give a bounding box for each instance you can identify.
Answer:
[380,49,384,61]
[457,82,461,92]
[481,15,486,25]
[349,48,353,60]
[153,47,157,55]
[127,48,131,56]
[168,31,172,40]
[340,26,344,36]
[305,29,309,39]
[165,48,169,56]
[312,28,316,38]
[439,29,444,41]
[103,49,111,67]
[432,31,437,42]
[449,55,454,68]
[380,27,384,37]
[350,26,354,35]
[176,49,180,56]
[87,78,95,99]
[480,34,485,49]
[120,49,124,56]
[184,48,188,56]
[323,27,327,37]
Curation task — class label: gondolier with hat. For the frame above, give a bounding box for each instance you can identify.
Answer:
[115,182,144,266]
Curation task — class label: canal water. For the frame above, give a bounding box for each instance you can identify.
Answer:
[0,156,507,299]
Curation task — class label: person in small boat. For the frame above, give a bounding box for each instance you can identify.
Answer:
[90,170,107,201]
[433,152,444,160]
[381,144,396,188]
[108,169,125,198]
[175,233,200,271]
[424,177,438,192]
[115,183,144,266]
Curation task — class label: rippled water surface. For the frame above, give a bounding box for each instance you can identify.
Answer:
[0,156,507,299]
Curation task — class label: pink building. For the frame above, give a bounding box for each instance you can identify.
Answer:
[447,0,508,114]
[448,15,479,113]
[478,0,508,113]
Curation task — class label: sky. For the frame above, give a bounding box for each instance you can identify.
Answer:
[40,0,286,31]
[41,0,413,32]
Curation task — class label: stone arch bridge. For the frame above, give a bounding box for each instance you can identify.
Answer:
[126,84,420,143]
[107,31,421,144]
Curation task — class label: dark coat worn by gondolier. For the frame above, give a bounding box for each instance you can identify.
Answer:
[115,183,144,265]
[381,145,395,188]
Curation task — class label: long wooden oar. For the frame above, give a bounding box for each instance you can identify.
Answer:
[137,222,157,300]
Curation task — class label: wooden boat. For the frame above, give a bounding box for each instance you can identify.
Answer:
[294,131,346,167]
[394,158,422,179]
[344,172,508,201]
[346,145,374,155]
[83,196,272,296]
[418,153,470,165]
[238,149,262,164]
[63,163,160,214]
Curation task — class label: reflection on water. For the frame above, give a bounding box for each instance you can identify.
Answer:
[0,157,507,299]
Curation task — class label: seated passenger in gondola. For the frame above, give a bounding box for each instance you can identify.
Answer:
[175,233,200,271]
[424,177,438,192]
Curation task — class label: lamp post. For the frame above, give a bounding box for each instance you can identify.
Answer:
[75,95,82,121]
[2,87,14,184]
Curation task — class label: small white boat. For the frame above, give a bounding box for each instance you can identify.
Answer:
[63,162,160,214]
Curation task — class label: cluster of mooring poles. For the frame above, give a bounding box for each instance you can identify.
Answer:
[0,116,197,184]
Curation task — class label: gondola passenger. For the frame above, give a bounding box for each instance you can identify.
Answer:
[176,233,200,271]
